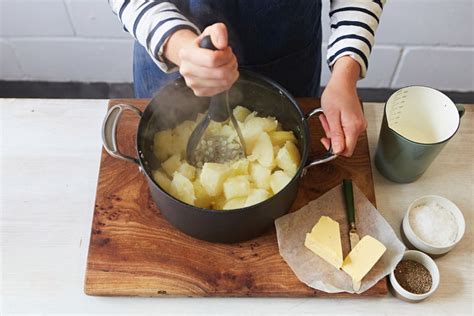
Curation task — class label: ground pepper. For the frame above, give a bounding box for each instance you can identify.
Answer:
[394,260,432,294]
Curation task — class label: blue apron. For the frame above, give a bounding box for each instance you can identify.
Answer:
[133,0,322,98]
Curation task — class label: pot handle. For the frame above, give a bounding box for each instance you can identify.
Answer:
[301,107,337,177]
[102,103,142,164]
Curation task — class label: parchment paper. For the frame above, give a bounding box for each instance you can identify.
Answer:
[275,183,405,294]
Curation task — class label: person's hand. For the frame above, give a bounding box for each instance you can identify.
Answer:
[320,56,367,157]
[163,23,238,96]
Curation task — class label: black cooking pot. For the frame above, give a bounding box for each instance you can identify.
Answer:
[102,70,336,243]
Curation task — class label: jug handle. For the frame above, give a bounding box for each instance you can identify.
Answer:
[456,104,465,118]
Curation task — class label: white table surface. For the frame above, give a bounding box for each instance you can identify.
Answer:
[1,99,472,316]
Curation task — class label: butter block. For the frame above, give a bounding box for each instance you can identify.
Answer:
[341,235,386,291]
[304,216,343,269]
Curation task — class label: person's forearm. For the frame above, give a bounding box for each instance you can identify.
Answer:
[328,56,360,89]
[108,1,200,73]
[321,56,366,156]
[326,0,385,78]
[163,29,199,66]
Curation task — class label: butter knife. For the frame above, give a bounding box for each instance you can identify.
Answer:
[343,179,360,249]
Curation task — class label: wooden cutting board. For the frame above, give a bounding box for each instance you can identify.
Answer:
[84,98,387,297]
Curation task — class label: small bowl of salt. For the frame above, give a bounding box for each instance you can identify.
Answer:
[402,195,465,255]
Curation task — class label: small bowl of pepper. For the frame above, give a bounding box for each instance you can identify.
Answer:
[389,250,440,302]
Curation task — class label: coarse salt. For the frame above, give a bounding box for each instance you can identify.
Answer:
[408,201,458,247]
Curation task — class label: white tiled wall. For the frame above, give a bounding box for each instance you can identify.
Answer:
[0,0,473,91]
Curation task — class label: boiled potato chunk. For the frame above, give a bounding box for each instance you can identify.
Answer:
[176,120,196,132]
[219,124,237,142]
[152,169,171,191]
[246,153,258,162]
[153,107,301,210]
[230,159,249,176]
[245,189,272,207]
[199,163,230,197]
[245,116,278,133]
[193,180,212,209]
[242,122,263,154]
[206,120,222,136]
[244,111,258,123]
[241,114,278,154]
[212,195,227,210]
[169,138,184,157]
[249,162,271,190]
[273,146,280,156]
[242,116,277,154]
[153,129,173,161]
[177,161,196,180]
[223,197,247,210]
[169,172,196,205]
[223,175,251,199]
[233,105,251,122]
[270,170,292,194]
[276,141,301,177]
[171,120,196,156]
[162,154,182,177]
[270,131,297,147]
[252,132,274,168]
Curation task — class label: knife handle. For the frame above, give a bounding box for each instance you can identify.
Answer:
[343,179,355,225]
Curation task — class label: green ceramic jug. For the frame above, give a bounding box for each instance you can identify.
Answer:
[375,86,465,183]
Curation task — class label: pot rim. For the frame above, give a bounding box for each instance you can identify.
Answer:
[137,70,310,214]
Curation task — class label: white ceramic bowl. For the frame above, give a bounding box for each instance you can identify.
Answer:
[389,250,440,302]
[402,195,465,255]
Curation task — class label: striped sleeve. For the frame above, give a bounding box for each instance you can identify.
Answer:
[108,0,200,73]
[327,0,386,78]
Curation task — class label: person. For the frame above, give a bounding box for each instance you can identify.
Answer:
[109,0,385,157]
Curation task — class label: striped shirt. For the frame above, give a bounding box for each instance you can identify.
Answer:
[109,0,385,78]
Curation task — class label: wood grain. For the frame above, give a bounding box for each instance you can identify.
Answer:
[84,98,386,297]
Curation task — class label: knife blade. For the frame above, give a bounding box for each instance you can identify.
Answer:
[343,179,360,249]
